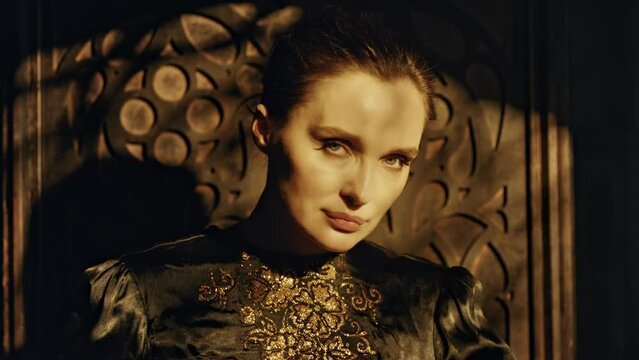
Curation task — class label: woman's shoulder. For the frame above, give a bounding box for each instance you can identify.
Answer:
[348,240,446,276]
[84,226,238,296]
[347,240,479,290]
[77,229,230,359]
[82,226,240,316]
[108,226,233,270]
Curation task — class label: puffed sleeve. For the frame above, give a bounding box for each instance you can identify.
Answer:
[71,259,149,359]
[434,267,516,360]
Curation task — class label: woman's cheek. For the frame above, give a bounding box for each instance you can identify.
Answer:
[291,150,343,193]
[380,171,410,206]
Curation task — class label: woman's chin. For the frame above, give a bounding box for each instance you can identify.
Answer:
[307,229,366,254]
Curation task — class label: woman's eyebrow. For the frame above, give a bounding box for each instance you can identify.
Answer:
[310,125,420,158]
[387,147,420,159]
[309,125,364,148]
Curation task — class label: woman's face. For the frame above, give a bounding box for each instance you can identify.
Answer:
[267,71,426,253]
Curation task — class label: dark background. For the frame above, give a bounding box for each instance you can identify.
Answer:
[569,0,639,358]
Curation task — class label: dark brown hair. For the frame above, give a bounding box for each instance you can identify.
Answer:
[261,9,436,124]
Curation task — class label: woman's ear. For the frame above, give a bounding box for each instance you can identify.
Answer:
[251,104,275,152]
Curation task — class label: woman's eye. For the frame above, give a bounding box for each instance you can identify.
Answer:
[323,141,348,155]
[384,157,410,169]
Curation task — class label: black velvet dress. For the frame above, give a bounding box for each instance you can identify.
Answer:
[74,226,515,359]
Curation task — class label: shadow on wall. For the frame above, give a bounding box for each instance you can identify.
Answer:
[23,160,210,358]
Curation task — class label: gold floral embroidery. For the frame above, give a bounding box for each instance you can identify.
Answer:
[340,275,384,324]
[239,252,382,359]
[287,280,346,337]
[240,306,261,325]
[199,251,384,359]
[198,268,235,307]
[246,266,296,310]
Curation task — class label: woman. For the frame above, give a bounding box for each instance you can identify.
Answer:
[73,10,515,360]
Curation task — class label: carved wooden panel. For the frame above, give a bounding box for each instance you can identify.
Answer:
[368,3,528,354]
[2,1,575,359]
[56,3,303,227]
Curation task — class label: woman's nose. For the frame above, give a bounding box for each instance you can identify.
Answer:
[339,161,374,209]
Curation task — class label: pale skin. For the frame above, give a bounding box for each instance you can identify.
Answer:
[231,71,427,255]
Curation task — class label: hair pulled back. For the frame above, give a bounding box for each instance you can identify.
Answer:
[261,9,436,123]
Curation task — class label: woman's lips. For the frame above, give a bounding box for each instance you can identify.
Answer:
[323,210,365,233]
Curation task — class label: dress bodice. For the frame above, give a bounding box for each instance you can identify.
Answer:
[73,227,514,359]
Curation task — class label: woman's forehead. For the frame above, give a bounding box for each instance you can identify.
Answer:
[302,72,426,144]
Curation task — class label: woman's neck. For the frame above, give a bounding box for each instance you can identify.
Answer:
[229,181,330,256]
